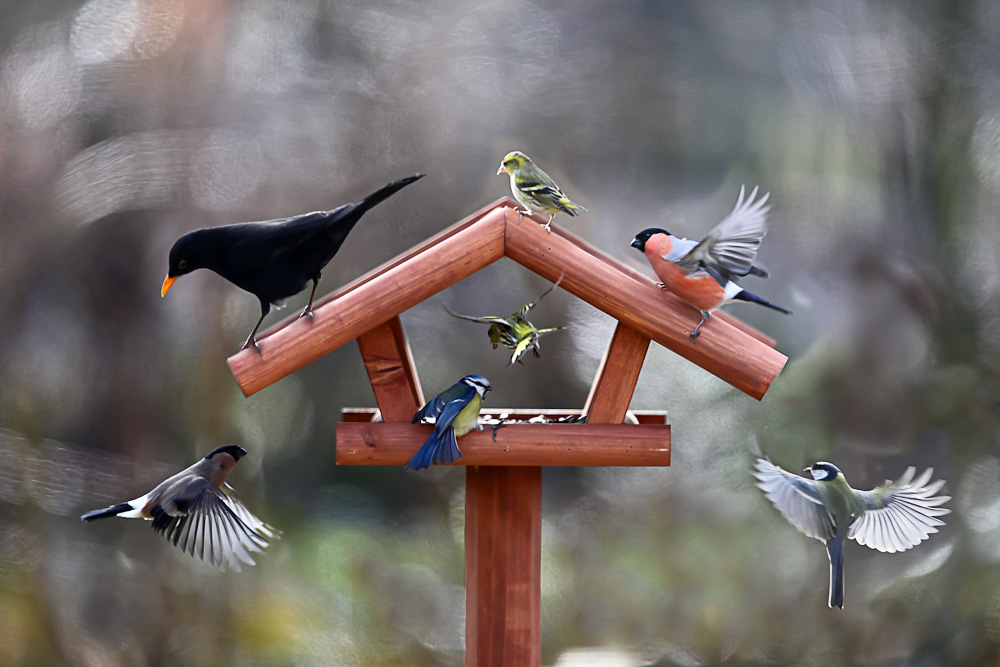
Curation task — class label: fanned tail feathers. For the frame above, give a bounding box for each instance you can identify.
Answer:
[405,429,462,471]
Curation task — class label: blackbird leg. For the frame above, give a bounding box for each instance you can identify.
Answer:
[241,312,267,357]
[688,311,710,341]
[298,278,319,322]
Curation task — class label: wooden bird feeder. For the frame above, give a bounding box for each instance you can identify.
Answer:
[227,198,787,666]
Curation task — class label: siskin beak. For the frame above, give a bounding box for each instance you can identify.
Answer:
[161,274,178,297]
[497,165,506,175]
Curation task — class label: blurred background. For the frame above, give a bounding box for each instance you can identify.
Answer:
[1,0,999,665]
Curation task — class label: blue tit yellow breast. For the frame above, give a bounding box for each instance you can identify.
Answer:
[451,393,483,438]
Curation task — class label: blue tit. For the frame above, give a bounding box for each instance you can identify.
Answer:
[406,375,492,471]
[444,275,567,367]
[753,459,951,609]
[497,151,587,232]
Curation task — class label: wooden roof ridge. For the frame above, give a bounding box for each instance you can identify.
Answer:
[227,197,787,399]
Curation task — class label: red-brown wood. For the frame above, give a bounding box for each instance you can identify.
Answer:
[336,422,670,466]
[584,322,651,423]
[502,204,787,400]
[356,316,424,422]
[340,407,668,425]
[465,466,541,667]
[227,204,506,396]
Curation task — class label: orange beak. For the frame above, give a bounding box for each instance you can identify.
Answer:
[496,165,506,175]
[161,274,178,297]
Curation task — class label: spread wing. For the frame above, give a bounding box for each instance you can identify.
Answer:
[753,458,835,542]
[681,185,771,280]
[442,304,509,326]
[848,467,951,553]
[151,477,276,572]
[508,334,538,367]
[514,272,564,318]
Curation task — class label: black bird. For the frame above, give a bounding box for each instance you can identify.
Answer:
[162,174,424,352]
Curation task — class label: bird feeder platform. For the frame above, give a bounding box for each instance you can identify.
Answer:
[226,198,787,667]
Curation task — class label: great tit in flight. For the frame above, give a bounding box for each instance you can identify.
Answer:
[631,186,789,341]
[497,151,587,232]
[162,174,424,354]
[407,375,492,471]
[443,274,567,367]
[81,445,278,571]
[753,458,951,609]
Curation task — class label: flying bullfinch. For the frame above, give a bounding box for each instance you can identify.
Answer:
[81,445,278,571]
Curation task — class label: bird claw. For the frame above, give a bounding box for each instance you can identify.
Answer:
[241,338,264,358]
[491,418,508,442]
[687,330,701,342]
[656,282,667,290]
[298,307,314,323]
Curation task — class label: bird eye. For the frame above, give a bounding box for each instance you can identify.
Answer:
[178,259,188,270]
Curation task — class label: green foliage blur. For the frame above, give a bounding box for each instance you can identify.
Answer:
[2,1,999,665]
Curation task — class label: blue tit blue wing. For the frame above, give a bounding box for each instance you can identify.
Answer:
[406,385,477,471]
[848,467,951,553]
[413,395,447,423]
[753,458,836,542]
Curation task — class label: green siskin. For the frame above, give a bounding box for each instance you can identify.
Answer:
[497,151,587,232]
[444,274,568,366]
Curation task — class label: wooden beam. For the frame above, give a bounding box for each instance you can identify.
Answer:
[503,205,787,400]
[336,422,670,466]
[227,205,506,396]
[355,316,424,422]
[466,466,541,667]
[340,407,668,425]
[584,322,650,423]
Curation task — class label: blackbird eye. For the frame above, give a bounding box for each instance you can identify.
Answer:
[178,259,188,270]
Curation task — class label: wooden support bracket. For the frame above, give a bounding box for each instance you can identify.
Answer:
[356,316,424,422]
[584,322,651,423]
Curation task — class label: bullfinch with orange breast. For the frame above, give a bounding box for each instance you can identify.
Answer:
[81,445,278,571]
[630,185,790,340]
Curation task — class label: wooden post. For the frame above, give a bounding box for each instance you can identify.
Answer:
[356,316,424,422]
[466,466,542,667]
